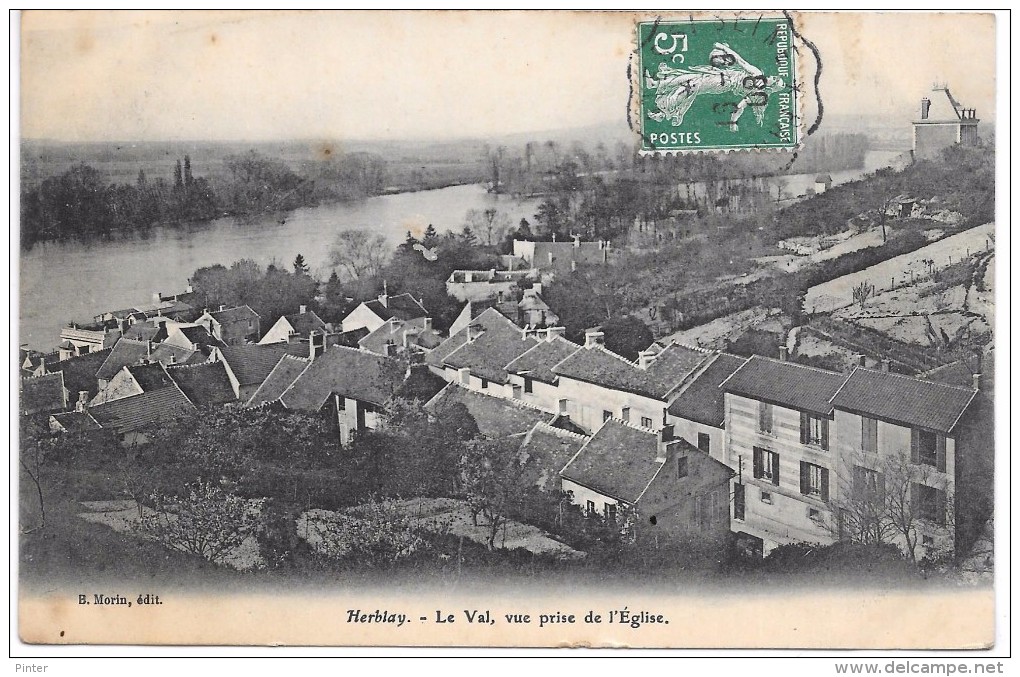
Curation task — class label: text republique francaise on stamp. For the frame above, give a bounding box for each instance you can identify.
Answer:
[637,17,800,153]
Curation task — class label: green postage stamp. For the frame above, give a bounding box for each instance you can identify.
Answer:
[636,17,800,153]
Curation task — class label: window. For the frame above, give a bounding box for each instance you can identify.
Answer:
[760,490,772,504]
[603,410,612,423]
[799,461,830,501]
[586,500,596,515]
[676,456,689,479]
[336,395,346,411]
[512,385,522,399]
[459,368,470,385]
[800,412,829,449]
[912,429,945,471]
[523,377,533,394]
[697,432,711,454]
[913,484,946,526]
[852,465,884,502]
[248,320,254,330]
[480,378,488,389]
[752,447,780,486]
[621,407,630,422]
[605,503,617,523]
[808,507,824,525]
[558,399,568,414]
[758,401,773,433]
[640,416,653,428]
[733,483,746,520]
[862,416,879,453]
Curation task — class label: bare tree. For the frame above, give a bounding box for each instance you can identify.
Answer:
[852,280,875,310]
[465,208,511,247]
[327,230,390,281]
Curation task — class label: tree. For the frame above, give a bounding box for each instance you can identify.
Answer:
[465,208,511,247]
[311,496,436,567]
[173,159,184,191]
[852,280,875,310]
[183,155,194,188]
[293,253,310,276]
[140,480,267,566]
[327,230,390,281]
[602,315,654,361]
[460,437,534,550]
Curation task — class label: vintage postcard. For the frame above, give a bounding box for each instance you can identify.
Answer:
[14,10,1001,654]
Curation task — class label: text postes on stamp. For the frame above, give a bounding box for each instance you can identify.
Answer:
[637,17,799,153]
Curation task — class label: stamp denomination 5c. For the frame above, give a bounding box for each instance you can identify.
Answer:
[637,17,800,153]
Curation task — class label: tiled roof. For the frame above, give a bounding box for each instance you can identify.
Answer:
[359,317,443,356]
[245,355,311,407]
[830,367,977,434]
[518,422,590,492]
[167,361,237,406]
[424,384,552,439]
[362,293,427,322]
[642,343,713,398]
[50,411,102,433]
[720,355,849,415]
[216,343,308,386]
[530,241,609,271]
[126,363,174,392]
[280,346,406,411]
[462,298,520,322]
[123,322,164,342]
[551,343,700,400]
[668,353,749,426]
[436,308,540,384]
[21,372,66,415]
[282,309,327,338]
[179,325,224,348]
[209,305,260,324]
[95,339,151,382]
[52,348,111,399]
[505,336,580,384]
[560,419,670,504]
[149,343,199,367]
[89,386,195,434]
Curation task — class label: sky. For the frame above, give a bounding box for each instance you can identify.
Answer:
[18,10,998,142]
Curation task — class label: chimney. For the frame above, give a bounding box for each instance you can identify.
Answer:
[546,326,565,341]
[657,425,677,461]
[552,233,557,243]
[308,330,318,361]
[299,304,307,315]
[638,349,657,369]
[857,354,867,367]
[571,259,577,272]
[779,345,789,361]
[547,251,554,264]
[75,391,89,413]
[972,373,981,391]
[152,291,161,304]
[378,292,389,308]
[497,290,504,303]
[422,317,432,332]
[584,329,605,349]
[920,97,931,120]
[572,234,580,247]
[147,341,153,359]
[384,342,395,357]
[169,353,176,365]
[219,304,226,312]
[881,358,891,372]
[186,284,194,294]
[533,282,543,295]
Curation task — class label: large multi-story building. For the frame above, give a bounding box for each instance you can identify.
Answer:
[912,84,980,159]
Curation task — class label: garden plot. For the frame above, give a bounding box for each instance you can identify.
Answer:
[299,498,583,559]
[665,306,778,349]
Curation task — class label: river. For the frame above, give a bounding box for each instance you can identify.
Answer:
[19,184,541,350]
[19,150,909,351]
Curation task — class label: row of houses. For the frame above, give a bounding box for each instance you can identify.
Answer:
[21,269,990,561]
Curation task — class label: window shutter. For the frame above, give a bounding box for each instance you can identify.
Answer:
[771,453,780,486]
[820,417,830,451]
[800,461,809,495]
[821,467,830,502]
[910,428,920,464]
[800,412,809,445]
[936,435,947,473]
[753,448,763,478]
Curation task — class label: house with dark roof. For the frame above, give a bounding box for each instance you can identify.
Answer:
[559,420,733,544]
[95,338,153,386]
[446,268,543,303]
[341,293,427,334]
[161,324,224,353]
[505,327,578,412]
[259,305,329,345]
[20,372,68,416]
[448,297,522,336]
[88,385,195,444]
[197,305,261,346]
[549,332,710,435]
[211,342,311,401]
[424,383,554,440]
[828,366,978,560]
[358,316,443,359]
[244,354,312,408]
[426,307,539,397]
[49,410,102,434]
[148,343,202,368]
[665,352,748,462]
[167,361,238,406]
[276,345,408,445]
[719,354,851,553]
[513,238,612,274]
[912,84,980,159]
[50,348,112,404]
[518,422,589,493]
[91,362,176,406]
